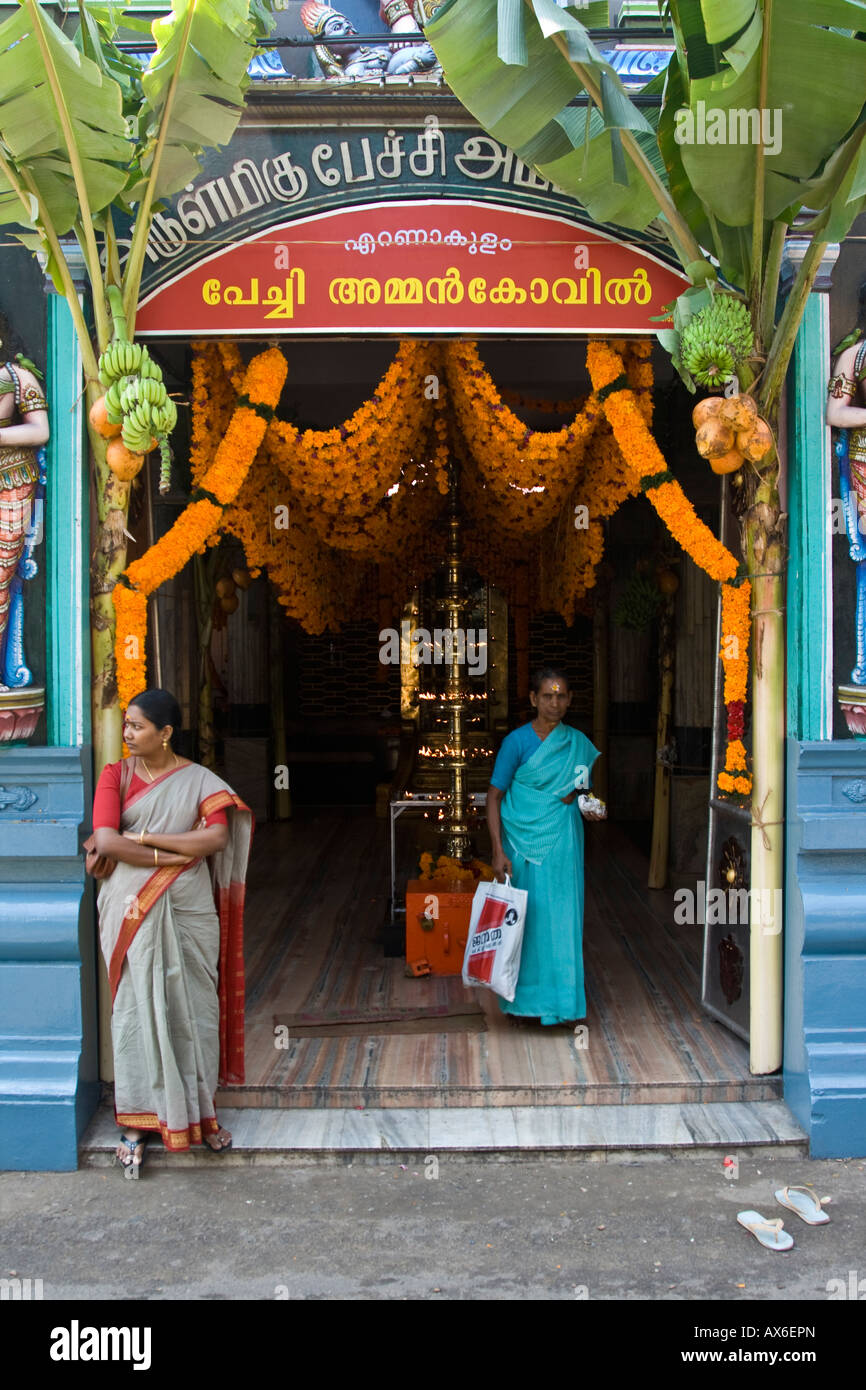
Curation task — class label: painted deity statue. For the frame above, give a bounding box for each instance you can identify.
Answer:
[300,0,443,78]
[827,284,866,688]
[300,1,391,77]
[0,354,48,693]
[379,1,443,75]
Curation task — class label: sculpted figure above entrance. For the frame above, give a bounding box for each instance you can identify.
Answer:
[300,0,443,78]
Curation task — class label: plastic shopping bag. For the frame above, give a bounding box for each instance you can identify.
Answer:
[461,874,528,1002]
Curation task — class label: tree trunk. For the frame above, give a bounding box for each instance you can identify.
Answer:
[742,415,785,1075]
[87,379,130,776]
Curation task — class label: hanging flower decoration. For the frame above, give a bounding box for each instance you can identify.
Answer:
[187,341,453,630]
[114,347,288,704]
[717,579,752,798]
[115,332,748,786]
[444,341,600,538]
[586,339,737,583]
[585,338,749,802]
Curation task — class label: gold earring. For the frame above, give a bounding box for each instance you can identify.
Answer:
[162,737,169,748]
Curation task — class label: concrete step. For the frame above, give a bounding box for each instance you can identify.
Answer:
[80,1100,808,1166]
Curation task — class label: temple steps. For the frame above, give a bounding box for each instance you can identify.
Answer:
[79,1099,807,1167]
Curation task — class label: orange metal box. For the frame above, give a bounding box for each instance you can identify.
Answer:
[405,878,475,976]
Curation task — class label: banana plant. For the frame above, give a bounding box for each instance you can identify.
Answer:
[0,0,279,770]
[428,0,866,399]
[427,0,866,1075]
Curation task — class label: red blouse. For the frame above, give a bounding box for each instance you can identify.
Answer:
[92,760,228,831]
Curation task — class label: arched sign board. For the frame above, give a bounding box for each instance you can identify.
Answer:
[135,200,688,337]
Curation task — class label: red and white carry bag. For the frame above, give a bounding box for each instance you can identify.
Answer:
[461,875,528,1002]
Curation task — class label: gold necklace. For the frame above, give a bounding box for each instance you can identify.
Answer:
[139,752,179,782]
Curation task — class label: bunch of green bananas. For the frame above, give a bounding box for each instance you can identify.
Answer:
[681,295,754,388]
[613,574,663,632]
[99,341,178,456]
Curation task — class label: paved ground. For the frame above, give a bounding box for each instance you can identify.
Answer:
[1,1149,863,1303]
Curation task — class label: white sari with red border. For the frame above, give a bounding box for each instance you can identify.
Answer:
[96,761,252,1150]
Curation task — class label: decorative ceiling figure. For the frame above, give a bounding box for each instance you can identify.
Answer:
[300,1,391,78]
[300,0,444,78]
[379,1,443,75]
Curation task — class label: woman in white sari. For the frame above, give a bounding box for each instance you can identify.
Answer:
[91,689,252,1177]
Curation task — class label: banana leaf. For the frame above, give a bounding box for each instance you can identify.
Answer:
[669,0,866,228]
[430,0,866,260]
[0,1,131,234]
[131,0,272,205]
[427,0,664,232]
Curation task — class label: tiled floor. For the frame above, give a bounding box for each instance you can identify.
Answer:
[215,810,776,1111]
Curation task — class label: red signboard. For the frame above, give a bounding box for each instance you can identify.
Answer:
[135,199,687,337]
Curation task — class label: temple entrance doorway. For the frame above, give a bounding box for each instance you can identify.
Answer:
[141,334,771,1110]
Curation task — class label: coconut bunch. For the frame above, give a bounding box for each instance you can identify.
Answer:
[88,287,177,489]
[692,394,773,475]
[212,568,252,628]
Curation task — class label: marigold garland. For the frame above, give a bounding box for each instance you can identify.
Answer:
[588,342,737,585]
[189,338,643,632]
[585,338,750,803]
[444,342,601,537]
[114,347,288,705]
[115,333,749,793]
[112,586,149,712]
[718,579,753,798]
[190,340,452,630]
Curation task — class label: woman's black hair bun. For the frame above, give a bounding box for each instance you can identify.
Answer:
[127,688,182,736]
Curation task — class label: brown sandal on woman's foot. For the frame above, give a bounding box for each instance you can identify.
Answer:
[114,1134,148,1180]
[204,1127,233,1155]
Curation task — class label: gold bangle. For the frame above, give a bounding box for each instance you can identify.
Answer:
[154,847,158,865]
[139,830,146,845]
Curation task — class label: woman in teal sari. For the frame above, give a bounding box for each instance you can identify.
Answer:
[486,667,605,1025]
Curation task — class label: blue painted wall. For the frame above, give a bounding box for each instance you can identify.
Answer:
[785,741,866,1158]
[0,749,98,1169]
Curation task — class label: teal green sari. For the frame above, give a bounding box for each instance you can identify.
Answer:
[499,722,599,1024]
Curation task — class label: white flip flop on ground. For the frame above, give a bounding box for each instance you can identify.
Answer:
[774,1185,830,1225]
[736,1210,794,1251]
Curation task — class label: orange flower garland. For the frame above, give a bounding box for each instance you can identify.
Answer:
[586,338,750,803]
[112,587,149,712]
[264,341,441,537]
[444,342,601,536]
[719,581,751,704]
[190,341,236,488]
[186,341,452,632]
[717,579,752,797]
[586,340,738,584]
[114,346,288,704]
